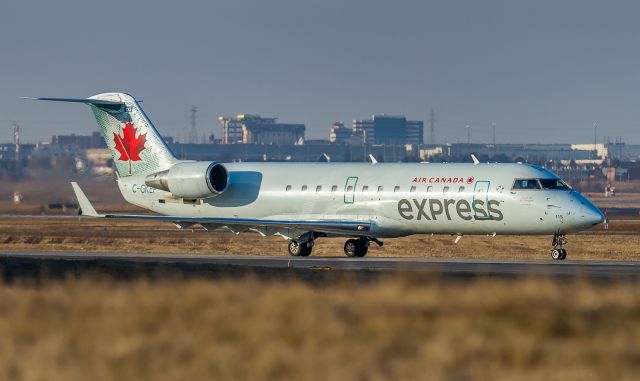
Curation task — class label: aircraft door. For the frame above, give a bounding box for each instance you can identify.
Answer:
[473,180,490,219]
[344,176,358,204]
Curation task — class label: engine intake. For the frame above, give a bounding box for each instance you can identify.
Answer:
[145,162,229,199]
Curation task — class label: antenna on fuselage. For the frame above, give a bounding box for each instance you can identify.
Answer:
[471,154,480,165]
[369,154,378,165]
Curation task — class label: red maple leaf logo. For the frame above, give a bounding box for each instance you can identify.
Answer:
[113,122,146,162]
[113,122,146,175]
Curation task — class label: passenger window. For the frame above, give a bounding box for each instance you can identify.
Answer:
[427,186,433,192]
[377,186,384,193]
[285,185,292,192]
[410,186,416,193]
[301,185,308,191]
[362,185,368,192]
[443,186,449,193]
[316,185,322,192]
[394,186,400,193]
[459,186,465,192]
[347,185,353,192]
[331,185,338,192]
[512,179,541,190]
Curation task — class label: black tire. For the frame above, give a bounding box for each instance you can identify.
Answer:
[300,244,312,257]
[551,249,562,260]
[559,249,567,260]
[344,239,358,257]
[344,239,369,258]
[288,240,312,257]
[355,240,369,257]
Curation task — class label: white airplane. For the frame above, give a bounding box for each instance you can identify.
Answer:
[26,93,605,260]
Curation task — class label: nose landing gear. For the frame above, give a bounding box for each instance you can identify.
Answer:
[551,234,567,261]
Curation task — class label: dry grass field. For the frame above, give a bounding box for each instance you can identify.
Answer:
[1,216,639,260]
[0,276,638,381]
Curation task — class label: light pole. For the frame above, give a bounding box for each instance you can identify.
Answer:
[466,124,470,145]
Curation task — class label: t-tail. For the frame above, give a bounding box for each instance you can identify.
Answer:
[23,93,178,177]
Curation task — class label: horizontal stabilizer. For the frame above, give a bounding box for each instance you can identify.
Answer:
[21,97,124,106]
[70,182,100,217]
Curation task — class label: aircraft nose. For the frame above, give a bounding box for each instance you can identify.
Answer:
[580,204,605,226]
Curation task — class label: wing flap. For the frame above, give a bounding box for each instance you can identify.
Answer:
[103,213,370,234]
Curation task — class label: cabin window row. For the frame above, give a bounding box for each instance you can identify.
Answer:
[284,185,468,193]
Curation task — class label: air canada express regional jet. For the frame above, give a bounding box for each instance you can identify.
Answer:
[26,93,605,260]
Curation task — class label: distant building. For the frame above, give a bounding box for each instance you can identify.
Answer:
[329,121,366,145]
[0,143,35,162]
[85,148,114,175]
[168,142,412,163]
[218,114,305,145]
[329,122,352,144]
[329,121,347,143]
[605,142,640,161]
[352,115,423,145]
[51,132,105,149]
[446,143,603,164]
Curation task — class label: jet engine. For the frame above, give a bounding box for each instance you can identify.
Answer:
[145,162,229,199]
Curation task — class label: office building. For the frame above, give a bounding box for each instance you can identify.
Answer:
[352,115,423,145]
[218,114,305,145]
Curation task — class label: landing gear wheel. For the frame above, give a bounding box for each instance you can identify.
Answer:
[550,234,567,261]
[288,240,312,257]
[344,238,369,257]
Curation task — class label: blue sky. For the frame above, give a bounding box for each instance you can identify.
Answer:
[1,0,639,144]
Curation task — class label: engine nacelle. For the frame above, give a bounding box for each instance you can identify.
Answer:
[145,162,229,199]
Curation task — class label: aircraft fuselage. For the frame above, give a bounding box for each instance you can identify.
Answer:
[118,162,604,238]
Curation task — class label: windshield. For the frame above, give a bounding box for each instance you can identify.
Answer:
[512,179,541,190]
[512,178,571,190]
[538,178,570,190]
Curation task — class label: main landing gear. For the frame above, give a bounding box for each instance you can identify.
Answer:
[551,234,567,261]
[343,237,383,258]
[288,239,313,257]
[288,236,384,257]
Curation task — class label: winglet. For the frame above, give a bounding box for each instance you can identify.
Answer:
[369,154,378,165]
[471,154,480,165]
[70,182,101,217]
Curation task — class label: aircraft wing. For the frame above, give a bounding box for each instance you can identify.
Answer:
[71,182,371,235]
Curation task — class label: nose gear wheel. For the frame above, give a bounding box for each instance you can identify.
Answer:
[551,234,567,261]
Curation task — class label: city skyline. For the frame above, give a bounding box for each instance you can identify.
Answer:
[1,0,640,144]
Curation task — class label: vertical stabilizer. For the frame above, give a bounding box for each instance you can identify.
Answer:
[24,93,178,177]
[88,92,177,176]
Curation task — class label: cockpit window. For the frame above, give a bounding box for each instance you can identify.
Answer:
[539,178,570,190]
[512,179,541,190]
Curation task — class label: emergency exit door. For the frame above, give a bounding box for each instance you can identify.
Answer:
[344,176,358,204]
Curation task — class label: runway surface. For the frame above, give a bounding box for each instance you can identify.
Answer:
[1,251,639,282]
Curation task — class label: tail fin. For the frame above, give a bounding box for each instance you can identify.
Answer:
[24,93,178,177]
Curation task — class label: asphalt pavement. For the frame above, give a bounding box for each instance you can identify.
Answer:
[0,251,639,282]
